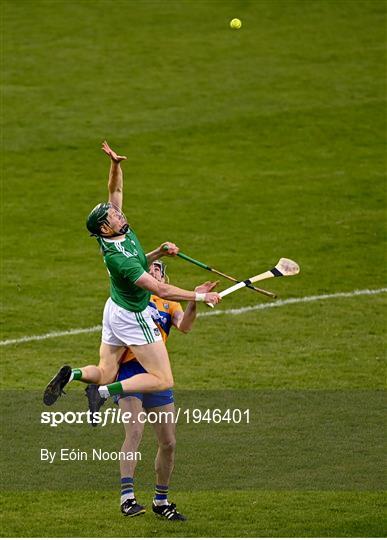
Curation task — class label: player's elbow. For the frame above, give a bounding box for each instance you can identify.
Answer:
[178,325,191,334]
[136,273,163,296]
[157,283,169,298]
[146,281,162,296]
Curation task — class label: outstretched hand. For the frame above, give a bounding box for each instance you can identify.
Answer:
[101,140,127,163]
[195,281,219,293]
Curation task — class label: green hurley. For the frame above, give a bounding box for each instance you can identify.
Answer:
[163,246,277,299]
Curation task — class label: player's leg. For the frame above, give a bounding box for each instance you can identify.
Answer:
[118,395,146,517]
[43,342,125,406]
[146,402,186,521]
[150,403,176,491]
[43,298,127,405]
[77,342,126,383]
[98,340,174,398]
[129,340,174,390]
[74,296,128,384]
[96,301,175,398]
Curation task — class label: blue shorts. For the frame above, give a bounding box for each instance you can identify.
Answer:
[115,360,174,409]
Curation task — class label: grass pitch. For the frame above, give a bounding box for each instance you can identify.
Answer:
[1,0,386,537]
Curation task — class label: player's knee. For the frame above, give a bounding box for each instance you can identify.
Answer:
[159,376,174,391]
[159,438,176,454]
[166,374,174,389]
[125,426,143,446]
[98,367,116,385]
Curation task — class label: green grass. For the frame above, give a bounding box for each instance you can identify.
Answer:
[1,0,386,536]
[1,491,385,537]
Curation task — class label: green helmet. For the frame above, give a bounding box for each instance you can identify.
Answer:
[86,203,111,236]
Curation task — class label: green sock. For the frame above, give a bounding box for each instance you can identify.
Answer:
[71,368,82,381]
[99,381,123,398]
[106,381,123,396]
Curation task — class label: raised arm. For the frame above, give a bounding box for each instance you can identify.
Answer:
[101,141,127,210]
[173,280,218,333]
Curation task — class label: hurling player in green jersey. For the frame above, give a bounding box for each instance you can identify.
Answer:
[43,141,220,407]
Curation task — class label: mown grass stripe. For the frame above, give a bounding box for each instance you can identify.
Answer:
[1,288,385,347]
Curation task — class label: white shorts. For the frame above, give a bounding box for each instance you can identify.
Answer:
[102,298,163,347]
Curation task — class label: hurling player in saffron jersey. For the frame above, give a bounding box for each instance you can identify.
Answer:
[87,260,217,519]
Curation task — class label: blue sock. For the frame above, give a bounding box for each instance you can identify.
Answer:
[121,476,135,504]
[154,484,169,506]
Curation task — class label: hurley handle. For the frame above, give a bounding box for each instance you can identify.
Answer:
[162,245,209,270]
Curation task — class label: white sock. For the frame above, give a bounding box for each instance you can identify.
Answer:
[98,385,110,399]
[153,498,169,506]
[121,493,135,505]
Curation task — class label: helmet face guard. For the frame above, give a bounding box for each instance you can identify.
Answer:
[86,203,129,237]
[151,260,169,282]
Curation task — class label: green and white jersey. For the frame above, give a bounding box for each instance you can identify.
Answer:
[97,229,150,312]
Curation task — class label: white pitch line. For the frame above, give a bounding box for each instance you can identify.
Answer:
[0,325,102,347]
[1,288,386,347]
[199,287,387,317]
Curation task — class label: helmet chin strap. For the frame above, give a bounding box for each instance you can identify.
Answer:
[101,223,129,238]
[118,223,129,235]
